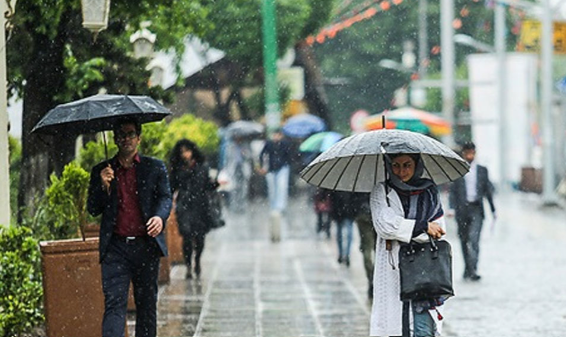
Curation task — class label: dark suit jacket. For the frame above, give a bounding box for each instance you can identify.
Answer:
[87,155,172,262]
[449,163,495,220]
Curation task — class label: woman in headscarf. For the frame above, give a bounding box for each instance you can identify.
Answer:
[169,139,219,279]
[369,153,447,337]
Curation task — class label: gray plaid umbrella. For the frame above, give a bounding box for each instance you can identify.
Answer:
[300,129,469,192]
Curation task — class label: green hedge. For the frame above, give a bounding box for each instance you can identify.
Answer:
[0,225,43,336]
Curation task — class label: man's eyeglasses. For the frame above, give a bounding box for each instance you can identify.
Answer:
[115,131,138,140]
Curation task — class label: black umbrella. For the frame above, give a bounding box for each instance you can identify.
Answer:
[300,129,469,192]
[32,94,172,158]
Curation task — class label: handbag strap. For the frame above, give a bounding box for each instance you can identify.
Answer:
[402,300,410,337]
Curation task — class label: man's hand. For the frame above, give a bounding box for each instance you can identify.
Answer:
[427,221,446,239]
[100,164,114,193]
[146,216,163,237]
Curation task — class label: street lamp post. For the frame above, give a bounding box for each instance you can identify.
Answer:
[378,58,415,107]
[540,0,558,205]
[0,0,17,226]
[262,0,280,136]
[441,0,455,146]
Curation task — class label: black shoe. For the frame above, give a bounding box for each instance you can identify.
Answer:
[185,269,192,279]
[344,257,350,267]
[337,256,343,264]
[469,274,481,281]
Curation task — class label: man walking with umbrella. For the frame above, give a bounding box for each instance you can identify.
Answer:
[449,141,496,281]
[87,118,172,337]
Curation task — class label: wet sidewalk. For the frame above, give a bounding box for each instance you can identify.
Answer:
[154,187,566,337]
[156,186,371,337]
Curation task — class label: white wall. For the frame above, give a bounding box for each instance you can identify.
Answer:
[468,52,538,185]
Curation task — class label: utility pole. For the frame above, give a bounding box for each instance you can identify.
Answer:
[262,0,280,136]
[541,0,558,205]
[495,2,507,191]
[0,1,12,226]
[418,0,428,79]
[441,0,455,146]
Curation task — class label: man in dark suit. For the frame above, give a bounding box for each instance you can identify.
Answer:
[87,119,172,337]
[449,142,496,281]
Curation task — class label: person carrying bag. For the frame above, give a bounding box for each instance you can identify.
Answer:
[369,153,453,337]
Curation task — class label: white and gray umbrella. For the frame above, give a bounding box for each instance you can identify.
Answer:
[300,129,469,192]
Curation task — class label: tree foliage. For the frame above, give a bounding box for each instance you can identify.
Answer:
[197,0,335,123]
[0,226,43,337]
[7,0,211,219]
[313,0,519,133]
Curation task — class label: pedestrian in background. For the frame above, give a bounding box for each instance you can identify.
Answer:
[87,119,172,337]
[449,141,496,281]
[223,135,253,213]
[370,153,447,337]
[329,190,357,267]
[313,187,332,238]
[258,128,294,241]
[353,192,376,299]
[169,139,219,279]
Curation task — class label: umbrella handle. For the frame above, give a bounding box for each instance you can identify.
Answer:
[103,132,108,160]
[382,143,392,251]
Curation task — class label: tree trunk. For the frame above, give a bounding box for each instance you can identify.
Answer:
[18,22,74,222]
[294,41,332,129]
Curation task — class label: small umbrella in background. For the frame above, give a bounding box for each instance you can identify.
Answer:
[224,120,264,139]
[282,113,326,139]
[300,129,468,192]
[364,107,451,137]
[299,131,344,153]
[299,131,344,167]
[32,94,172,159]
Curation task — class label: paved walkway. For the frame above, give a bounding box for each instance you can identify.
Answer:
[151,186,566,337]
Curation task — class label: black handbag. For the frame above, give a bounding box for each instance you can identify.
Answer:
[206,190,225,230]
[398,236,454,301]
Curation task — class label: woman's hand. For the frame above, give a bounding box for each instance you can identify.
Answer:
[427,221,445,239]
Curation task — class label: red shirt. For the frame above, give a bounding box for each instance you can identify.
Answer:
[114,154,146,237]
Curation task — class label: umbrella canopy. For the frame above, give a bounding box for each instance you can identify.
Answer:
[299,131,343,153]
[224,120,264,139]
[31,94,172,135]
[300,129,469,192]
[364,107,451,137]
[282,113,326,138]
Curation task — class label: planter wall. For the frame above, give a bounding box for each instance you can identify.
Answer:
[40,238,105,337]
[520,166,543,194]
[166,209,184,265]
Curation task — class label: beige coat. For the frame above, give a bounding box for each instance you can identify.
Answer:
[369,182,446,336]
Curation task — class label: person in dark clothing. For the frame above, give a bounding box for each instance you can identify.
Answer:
[87,119,172,337]
[449,141,496,281]
[258,129,294,242]
[329,190,358,266]
[258,129,294,213]
[353,192,376,299]
[313,188,332,238]
[169,139,219,279]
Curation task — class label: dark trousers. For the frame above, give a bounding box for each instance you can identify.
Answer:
[101,236,161,337]
[182,232,205,271]
[456,204,484,277]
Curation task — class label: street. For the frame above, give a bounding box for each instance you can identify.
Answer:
[152,183,566,337]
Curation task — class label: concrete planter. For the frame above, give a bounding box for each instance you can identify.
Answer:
[40,238,105,337]
[166,209,184,265]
